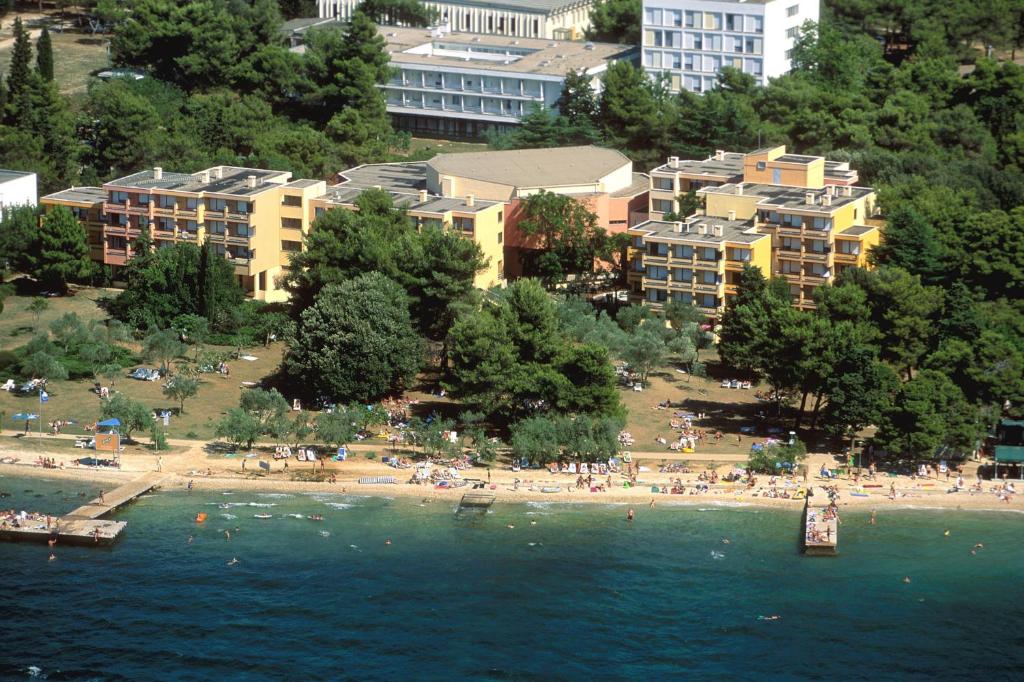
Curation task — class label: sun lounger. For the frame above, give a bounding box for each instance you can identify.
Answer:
[358,476,396,484]
[721,380,731,388]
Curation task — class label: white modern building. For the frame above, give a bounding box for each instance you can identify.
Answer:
[379,26,636,137]
[318,0,595,40]
[640,0,818,93]
[0,170,37,221]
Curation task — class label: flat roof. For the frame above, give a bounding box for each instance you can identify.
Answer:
[775,154,819,164]
[105,166,291,196]
[611,173,651,199]
[632,217,768,246]
[0,169,34,183]
[838,225,877,237]
[336,162,428,193]
[319,186,500,214]
[427,145,630,189]
[381,26,635,76]
[283,179,324,189]
[650,152,745,179]
[700,183,875,213]
[42,186,106,204]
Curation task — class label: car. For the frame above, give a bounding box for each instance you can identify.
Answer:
[129,367,161,381]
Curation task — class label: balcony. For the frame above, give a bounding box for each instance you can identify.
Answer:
[693,281,721,294]
[802,272,828,283]
[802,251,830,263]
[724,258,751,270]
[644,254,669,265]
[104,248,128,266]
[642,277,669,288]
[833,251,858,265]
[102,202,127,214]
[777,271,802,283]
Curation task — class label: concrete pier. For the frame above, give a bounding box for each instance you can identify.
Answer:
[802,489,838,556]
[0,472,164,547]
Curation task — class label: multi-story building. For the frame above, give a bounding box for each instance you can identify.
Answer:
[0,169,37,221]
[42,166,328,302]
[318,0,595,40]
[630,145,880,313]
[627,214,771,313]
[640,0,819,93]
[378,26,636,137]
[316,163,508,289]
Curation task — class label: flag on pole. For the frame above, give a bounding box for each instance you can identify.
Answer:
[39,390,49,403]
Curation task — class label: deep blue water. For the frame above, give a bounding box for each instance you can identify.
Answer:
[1,475,1023,681]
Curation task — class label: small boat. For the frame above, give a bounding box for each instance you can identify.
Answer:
[195,512,207,523]
[253,513,273,519]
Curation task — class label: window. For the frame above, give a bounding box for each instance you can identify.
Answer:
[282,195,303,207]
[185,197,198,210]
[730,248,751,262]
[748,16,763,33]
[697,247,718,261]
[497,260,504,278]
[234,224,253,237]
[497,211,503,223]
[452,216,474,232]
[697,269,717,285]
[836,240,860,255]
[703,12,721,30]
[235,201,251,215]
[807,262,827,276]
[647,265,668,281]
[782,213,802,227]
[668,52,681,69]
[644,8,662,25]
[666,9,681,27]
[158,195,175,209]
[633,257,645,272]
[208,198,226,212]
[155,217,174,232]
[684,10,699,28]
[673,244,693,259]
[787,4,799,17]
[807,239,827,253]
[785,49,794,60]
[704,34,722,51]
[314,207,325,218]
[671,291,692,304]
[281,217,303,229]
[184,220,198,232]
[745,37,762,53]
[672,268,692,282]
[666,31,681,48]
[786,27,799,39]
[756,161,766,171]
[648,242,669,257]
[632,236,644,248]
[137,194,151,205]
[451,94,462,106]
[281,240,303,252]
[697,293,717,308]
[110,191,128,204]
[207,220,226,235]
[652,199,674,213]
[811,217,833,231]
[703,55,721,73]
[647,288,668,303]
[684,53,696,70]
[773,168,782,184]
[725,13,741,31]
[780,260,801,274]
[655,177,674,191]
[781,237,801,251]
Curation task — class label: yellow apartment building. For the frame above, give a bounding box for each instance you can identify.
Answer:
[41,166,327,302]
[311,185,506,290]
[630,145,881,315]
[627,215,771,314]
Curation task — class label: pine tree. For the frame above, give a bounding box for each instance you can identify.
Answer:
[6,18,32,106]
[37,205,94,292]
[11,72,79,186]
[36,27,54,82]
[197,238,218,323]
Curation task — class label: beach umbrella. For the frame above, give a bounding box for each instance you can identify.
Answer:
[97,418,121,427]
[11,413,39,421]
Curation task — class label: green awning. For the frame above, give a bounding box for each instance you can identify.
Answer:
[1000,419,1024,428]
[995,445,1024,463]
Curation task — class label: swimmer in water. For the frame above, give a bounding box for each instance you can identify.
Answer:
[385,538,392,545]
[627,508,635,522]
[974,543,984,550]
[758,615,780,621]
[48,553,56,561]
[721,538,731,545]
[902,576,911,584]
[507,524,515,529]
[187,535,193,544]
[227,557,239,566]
[943,530,950,536]
[224,530,231,541]
[530,520,537,525]
[869,510,877,525]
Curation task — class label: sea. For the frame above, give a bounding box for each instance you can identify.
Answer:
[1,475,1022,681]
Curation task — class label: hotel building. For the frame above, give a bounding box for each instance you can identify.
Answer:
[0,169,37,221]
[640,0,819,93]
[629,145,880,314]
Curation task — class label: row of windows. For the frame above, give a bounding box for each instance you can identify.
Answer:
[759,211,834,230]
[646,265,722,284]
[645,30,765,54]
[109,191,252,214]
[779,261,829,276]
[643,8,765,34]
[646,288,719,307]
[644,51,763,75]
[645,242,720,261]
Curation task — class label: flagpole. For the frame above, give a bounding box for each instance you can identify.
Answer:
[38,387,43,438]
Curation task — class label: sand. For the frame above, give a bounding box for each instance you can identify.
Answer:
[1,439,1020,514]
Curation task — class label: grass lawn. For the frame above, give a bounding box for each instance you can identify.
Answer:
[0,285,114,351]
[0,21,109,97]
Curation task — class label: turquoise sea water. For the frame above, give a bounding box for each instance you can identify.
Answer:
[1,475,1023,681]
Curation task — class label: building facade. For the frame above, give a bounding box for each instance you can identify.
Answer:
[629,145,880,314]
[318,0,594,40]
[640,0,819,93]
[0,170,37,221]
[379,26,636,137]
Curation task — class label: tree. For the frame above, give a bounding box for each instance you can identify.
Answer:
[216,407,262,449]
[359,0,438,26]
[239,387,290,430]
[20,350,67,381]
[286,273,423,403]
[868,206,947,285]
[171,313,209,361]
[27,298,49,329]
[49,312,86,353]
[101,393,152,442]
[316,408,359,451]
[587,0,640,44]
[599,61,672,167]
[511,415,561,464]
[35,27,53,82]
[517,191,606,284]
[252,310,293,346]
[621,325,665,386]
[7,72,80,188]
[5,17,32,104]
[36,206,92,292]
[557,69,600,141]
[822,349,900,454]
[748,439,808,474]
[83,80,162,176]
[873,370,981,459]
[163,375,199,413]
[0,205,40,273]
[143,328,187,375]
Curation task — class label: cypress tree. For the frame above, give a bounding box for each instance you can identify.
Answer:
[197,239,217,322]
[6,18,32,103]
[36,26,53,82]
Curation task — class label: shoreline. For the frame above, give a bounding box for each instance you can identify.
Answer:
[3,459,1021,515]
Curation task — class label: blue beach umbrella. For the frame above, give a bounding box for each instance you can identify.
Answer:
[97,418,121,427]
[11,413,39,421]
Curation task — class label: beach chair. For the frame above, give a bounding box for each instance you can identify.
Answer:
[721,379,731,388]
[1,379,14,391]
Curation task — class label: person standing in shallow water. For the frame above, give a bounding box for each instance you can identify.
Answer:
[627,508,635,522]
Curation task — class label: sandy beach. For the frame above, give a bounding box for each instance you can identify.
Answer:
[2,438,1020,514]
